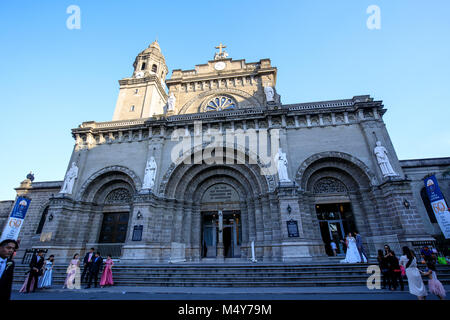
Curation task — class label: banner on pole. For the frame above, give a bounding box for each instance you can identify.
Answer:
[424,175,450,239]
[0,196,31,241]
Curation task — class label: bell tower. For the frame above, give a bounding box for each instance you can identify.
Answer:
[112,40,169,121]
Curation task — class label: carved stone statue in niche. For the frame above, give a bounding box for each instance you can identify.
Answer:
[167,93,176,112]
[275,148,291,183]
[264,85,275,102]
[60,162,79,194]
[374,141,398,177]
[142,156,157,190]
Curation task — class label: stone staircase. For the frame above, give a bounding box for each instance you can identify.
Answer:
[13,262,450,287]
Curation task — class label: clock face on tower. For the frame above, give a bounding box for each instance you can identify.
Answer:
[214,61,226,71]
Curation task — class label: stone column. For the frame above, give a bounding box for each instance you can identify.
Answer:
[172,201,184,243]
[269,195,282,261]
[247,200,256,242]
[379,181,433,246]
[277,186,313,261]
[182,203,192,260]
[37,196,89,263]
[261,196,272,260]
[301,192,327,256]
[191,204,201,261]
[239,201,249,258]
[253,198,264,259]
[216,210,224,260]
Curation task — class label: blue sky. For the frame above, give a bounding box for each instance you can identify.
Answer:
[0,1,449,200]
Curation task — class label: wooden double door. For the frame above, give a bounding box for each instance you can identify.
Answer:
[99,212,130,243]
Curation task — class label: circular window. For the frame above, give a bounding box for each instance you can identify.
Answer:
[205,96,236,111]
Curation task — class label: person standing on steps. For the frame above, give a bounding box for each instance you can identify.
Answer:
[100,254,114,288]
[81,248,95,283]
[400,246,427,300]
[63,253,81,290]
[354,232,367,263]
[340,232,367,263]
[26,249,45,293]
[86,252,103,289]
[330,241,337,256]
[38,255,54,289]
[377,249,391,289]
[386,250,404,291]
[420,260,446,300]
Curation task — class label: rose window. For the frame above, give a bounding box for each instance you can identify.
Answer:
[205,96,236,111]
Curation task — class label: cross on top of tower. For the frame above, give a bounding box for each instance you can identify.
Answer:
[214,42,229,60]
[215,43,226,54]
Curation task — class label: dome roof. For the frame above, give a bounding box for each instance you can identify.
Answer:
[140,40,161,55]
[149,40,160,51]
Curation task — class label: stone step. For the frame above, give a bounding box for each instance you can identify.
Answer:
[14,272,450,280]
[15,267,450,275]
[13,263,450,287]
[15,280,448,288]
[15,262,450,268]
[15,278,450,286]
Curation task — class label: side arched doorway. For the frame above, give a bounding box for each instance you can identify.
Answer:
[99,188,132,245]
[79,168,138,258]
[297,153,375,258]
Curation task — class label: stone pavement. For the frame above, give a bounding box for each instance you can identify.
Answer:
[10,284,450,300]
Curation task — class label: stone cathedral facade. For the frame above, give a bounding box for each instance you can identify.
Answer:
[2,41,449,264]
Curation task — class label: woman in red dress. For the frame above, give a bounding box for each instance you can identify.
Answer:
[100,255,114,287]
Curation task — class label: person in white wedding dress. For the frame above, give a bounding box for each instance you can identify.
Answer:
[340,232,367,263]
[400,246,427,300]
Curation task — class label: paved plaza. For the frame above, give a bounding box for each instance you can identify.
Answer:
[10,284,450,300]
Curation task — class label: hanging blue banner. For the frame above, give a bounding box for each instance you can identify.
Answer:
[424,175,450,239]
[0,196,31,241]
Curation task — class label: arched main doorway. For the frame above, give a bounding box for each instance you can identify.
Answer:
[200,183,242,258]
[161,148,273,262]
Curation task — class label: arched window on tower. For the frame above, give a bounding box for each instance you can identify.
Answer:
[141,62,146,70]
[420,187,437,223]
[152,64,157,73]
[36,206,49,234]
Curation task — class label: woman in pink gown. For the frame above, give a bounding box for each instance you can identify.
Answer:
[100,255,114,287]
[420,261,446,300]
[19,274,34,293]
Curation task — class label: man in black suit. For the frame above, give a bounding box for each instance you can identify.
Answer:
[26,249,45,293]
[0,239,19,300]
[81,247,95,283]
[86,252,103,288]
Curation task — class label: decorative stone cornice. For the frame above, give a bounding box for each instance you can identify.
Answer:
[399,157,450,168]
[118,74,168,100]
[71,95,385,150]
